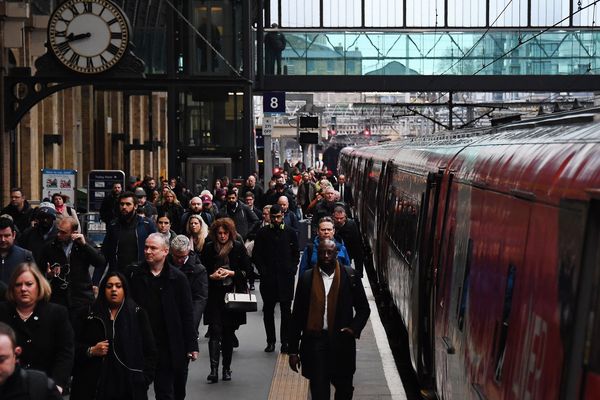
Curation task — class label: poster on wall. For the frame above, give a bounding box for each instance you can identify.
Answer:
[41,169,77,205]
[88,170,125,213]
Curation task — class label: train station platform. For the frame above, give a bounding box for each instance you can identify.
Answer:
[153,275,408,400]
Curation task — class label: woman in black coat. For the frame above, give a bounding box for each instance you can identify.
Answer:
[200,217,252,383]
[0,262,74,394]
[71,271,157,400]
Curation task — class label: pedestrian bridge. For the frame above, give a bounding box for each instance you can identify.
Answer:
[259,29,600,92]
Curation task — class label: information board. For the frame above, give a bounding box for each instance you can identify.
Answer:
[88,170,125,212]
[41,169,77,204]
[263,117,273,136]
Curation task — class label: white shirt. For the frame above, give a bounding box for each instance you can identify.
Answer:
[320,268,335,330]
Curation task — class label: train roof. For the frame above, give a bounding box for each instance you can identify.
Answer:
[341,106,600,205]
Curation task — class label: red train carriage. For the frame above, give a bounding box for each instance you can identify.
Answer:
[339,108,600,400]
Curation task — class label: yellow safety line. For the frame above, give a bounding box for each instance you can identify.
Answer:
[268,353,310,400]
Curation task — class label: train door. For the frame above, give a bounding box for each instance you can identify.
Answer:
[415,171,443,385]
[562,199,600,399]
[374,161,393,285]
[185,157,231,194]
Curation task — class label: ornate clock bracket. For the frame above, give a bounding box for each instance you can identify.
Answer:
[4,47,145,131]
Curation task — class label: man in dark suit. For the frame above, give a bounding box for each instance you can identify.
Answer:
[128,233,199,400]
[288,239,370,400]
[253,205,299,353]
[332,206,365,278]
[334,174,353,207]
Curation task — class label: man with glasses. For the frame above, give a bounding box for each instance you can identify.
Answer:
[253,205,299,353]
[39,217,105,322]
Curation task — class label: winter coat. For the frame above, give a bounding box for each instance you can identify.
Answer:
[1,201,34,233]
[0,301,74,389]
[168,252,208,334]
[38,238,105,312]
[0,245,33,284]
[288,265,370,379]
[127,261,199,369]
[200,240,252,327]
[218,202,259,241]
[252,224,299,302]
[98,215,156,282]
[70,299,157,400]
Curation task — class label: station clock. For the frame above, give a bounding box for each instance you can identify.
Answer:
[47,0,130,74]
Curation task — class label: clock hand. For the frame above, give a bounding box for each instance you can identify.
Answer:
[66,32,91,42]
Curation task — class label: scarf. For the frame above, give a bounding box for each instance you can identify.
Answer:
[305,261,340,337]
[214,240,234,286]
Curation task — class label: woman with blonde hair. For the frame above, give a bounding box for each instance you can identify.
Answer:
[157,188,185,234]
[186,214,209,254]
[0,262,74,394]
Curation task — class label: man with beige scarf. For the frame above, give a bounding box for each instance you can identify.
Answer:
[288,239,370,400]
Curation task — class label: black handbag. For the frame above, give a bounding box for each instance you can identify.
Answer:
[224,288,258,312]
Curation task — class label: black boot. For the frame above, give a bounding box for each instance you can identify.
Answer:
[207,340,220,383]
[222,342,233,381]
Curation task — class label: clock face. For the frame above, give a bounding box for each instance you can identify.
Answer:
[48,0,130,74]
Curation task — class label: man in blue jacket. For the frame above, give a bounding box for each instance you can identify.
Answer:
[298,216,350,275]
[0,217,33,284]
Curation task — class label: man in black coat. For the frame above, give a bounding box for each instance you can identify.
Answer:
[99,182,122,224]
[0,322,61,399]
[38,217,105,321]
[288,239,370,400]
[332,206,365,278]
[334,174,353,207]
[0,188,34,234]
[253,205,299,353]
[168,235,209,336]
[218,189,259,241]
[17,203,58,266]
[127,233,199,400]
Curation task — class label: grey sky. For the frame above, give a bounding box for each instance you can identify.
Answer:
[271,0,600,27]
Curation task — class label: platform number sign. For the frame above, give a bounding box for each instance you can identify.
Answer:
[263,92,285,114]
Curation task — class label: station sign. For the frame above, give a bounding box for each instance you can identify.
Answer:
[263,91,285,114]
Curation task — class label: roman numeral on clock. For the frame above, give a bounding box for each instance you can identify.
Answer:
[86,57,94,69]
[69,52,80,65]
[84,2,93,13]
[111,32,122,40]
[68,5,80,16]
[107,43,120,55]
[57,41,71,54]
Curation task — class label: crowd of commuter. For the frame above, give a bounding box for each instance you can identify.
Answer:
[0,162,370,400]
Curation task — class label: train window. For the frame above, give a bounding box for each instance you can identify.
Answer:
[457,239,473,331]
[494,264,517,382]
[385,190,419,264]
[365,162,381,214]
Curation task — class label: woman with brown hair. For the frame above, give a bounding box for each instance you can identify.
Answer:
[0,262,74,394]
[51,192,80,230]
[200,218,252,383]
[186,214,209,254]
